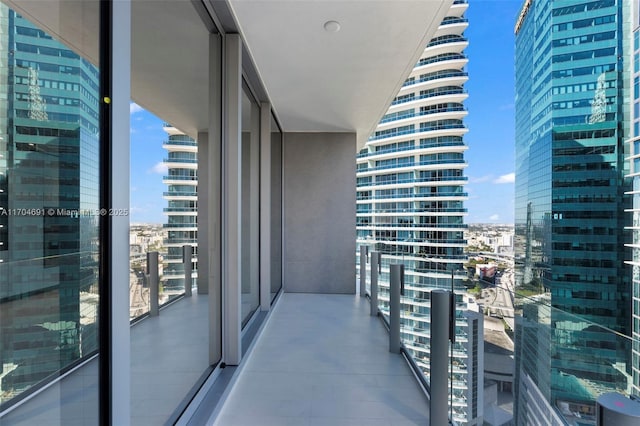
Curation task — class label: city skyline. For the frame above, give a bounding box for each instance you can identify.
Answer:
[129,1,521,225]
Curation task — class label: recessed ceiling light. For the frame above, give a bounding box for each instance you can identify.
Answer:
[323,20,340,33]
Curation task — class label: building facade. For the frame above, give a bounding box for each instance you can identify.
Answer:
[162,125,197,298]
[0,6,100,406]
[626,14,640,400]
[355,1,482,423]
[514,0,633,422]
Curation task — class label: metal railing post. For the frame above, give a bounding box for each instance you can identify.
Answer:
[359,245,368,297]
[389,263,404,353]
[370,252,380,316]
[183,245,193,297]
[147,251,159,316]
[430,289,450,426]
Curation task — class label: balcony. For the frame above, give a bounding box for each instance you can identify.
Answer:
[211,293,430,424]
[1,292,431,425]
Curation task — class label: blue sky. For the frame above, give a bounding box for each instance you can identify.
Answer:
[129,1,522,224]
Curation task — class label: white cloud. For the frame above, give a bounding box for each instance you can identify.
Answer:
[489,214,500,221]
[148,162,168,174]
[130,102,143,114]
[469,175,493,184]
[494,173,515,184]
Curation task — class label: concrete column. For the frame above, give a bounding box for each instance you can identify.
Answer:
[111,0,131,422]
[260,102,272,311]
[204,32,223,366]
[247,100,260,311]
[223,34,242,365]
[430,289,451,426]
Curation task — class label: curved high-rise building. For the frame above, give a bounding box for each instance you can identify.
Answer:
[356,2,481,424]
[162,125,197,297]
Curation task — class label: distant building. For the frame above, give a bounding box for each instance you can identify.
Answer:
[476,263,497,280]
[625,5,640,399]
[355,2,484,423]
[0,7,100,403]
[514,0,633,422]
[162,125,197,296]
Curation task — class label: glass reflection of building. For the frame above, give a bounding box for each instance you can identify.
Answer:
[514,0,632,423]
[162,125,197,296]
[627,19,640,399]
[0,6,100,405]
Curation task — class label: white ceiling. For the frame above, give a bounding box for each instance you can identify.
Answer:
[228,0,451,148]
[4,0,451,149]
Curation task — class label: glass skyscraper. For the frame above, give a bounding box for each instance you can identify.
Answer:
[514,0,633,422]
[626,20,640,400]
[0,6,100,407]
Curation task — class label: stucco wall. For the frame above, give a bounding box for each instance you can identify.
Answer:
[283,132,356,294]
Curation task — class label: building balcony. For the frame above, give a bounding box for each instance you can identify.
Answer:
[414,52,467,72]
[1,291,440,425]
[163,222,197,228]
[211,293,431,425]
[162,175,197,182]
[378,106,468,130]
[389,88,467,109]
[424,37,468,56]
[449,0,469,17]
[163,156,197,163]
[163,191,198,198]
[434,19,469,38]
[401,70,468,91]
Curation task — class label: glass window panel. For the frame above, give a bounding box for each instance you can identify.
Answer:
[270,113,282,301]
[240,83,260,327]
[0,2,100,424]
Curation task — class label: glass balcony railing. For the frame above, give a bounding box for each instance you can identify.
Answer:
[416,52,466,68]
[357,176,468,187]
[163,157,197,163]
[162,175,197,181]
[355,248,638,426]
[367,191,468,200]
[162,139,197,147]
[379,106,467,124]
[427,35,468,48]
[357,141,466,159]
[402,71,468,88]
[163,207,198,212]
[442,17,469,25]
[163,191,197,197]
[389,88,467,107]
[163,222,197,228]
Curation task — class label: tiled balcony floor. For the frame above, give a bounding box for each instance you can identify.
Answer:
[213,293,430,426]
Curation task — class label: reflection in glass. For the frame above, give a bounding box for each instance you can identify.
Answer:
[270,113,282,301]
[0,3,100,423]
[162,125,197,303]
[241,83,260,326]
